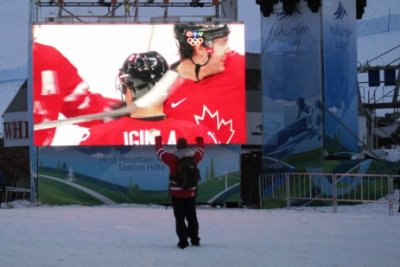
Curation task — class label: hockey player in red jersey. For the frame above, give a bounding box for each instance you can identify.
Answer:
[163,24,246,144]
[33,42,122,146]
[80,51,217,146]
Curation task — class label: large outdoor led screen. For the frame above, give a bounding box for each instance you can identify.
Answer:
[32,23,246,146]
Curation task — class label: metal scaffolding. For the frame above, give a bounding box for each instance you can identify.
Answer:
[33,1,227,22]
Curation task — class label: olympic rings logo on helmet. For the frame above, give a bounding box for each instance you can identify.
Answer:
[187,37,204,46]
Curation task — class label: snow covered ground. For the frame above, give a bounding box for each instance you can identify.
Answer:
[1,198,400,267]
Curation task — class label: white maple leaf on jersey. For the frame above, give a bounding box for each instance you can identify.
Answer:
[194,105,235,144]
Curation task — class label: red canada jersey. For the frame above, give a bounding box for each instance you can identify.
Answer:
[155,135,205,198]
[33,42,120,146]
[80,116,217,146]
[164,52,246,144]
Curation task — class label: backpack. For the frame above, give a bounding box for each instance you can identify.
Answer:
[171,156,200,188]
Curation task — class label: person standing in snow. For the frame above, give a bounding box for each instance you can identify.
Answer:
[155,135,205,249]
[0,169,5,203]
[394,176,400,212]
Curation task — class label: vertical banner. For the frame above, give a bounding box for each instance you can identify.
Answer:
[261,2,322,169]
[323,0,358,156]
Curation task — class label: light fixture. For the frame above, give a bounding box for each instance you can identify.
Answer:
[256,0,279,17]
[307,0,320,13]
[281,0,298,16]
[384,68,396,86]
[356,0,367,20]
[368,69,380,87]
[191,0,205,8]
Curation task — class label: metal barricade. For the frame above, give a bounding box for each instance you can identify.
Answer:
[259,172,395,215]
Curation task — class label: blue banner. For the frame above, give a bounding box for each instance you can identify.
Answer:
[323,0,359,155]
[261,3,322,162]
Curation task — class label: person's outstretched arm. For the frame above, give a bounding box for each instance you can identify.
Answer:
[155,136,176,166]
[193,136,205,163]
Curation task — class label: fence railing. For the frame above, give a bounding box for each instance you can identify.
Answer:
[259,173,396,215]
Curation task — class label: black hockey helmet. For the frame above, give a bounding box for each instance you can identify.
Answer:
[117,51,169,99]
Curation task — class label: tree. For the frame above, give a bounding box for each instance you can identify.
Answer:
[210,158,215,180]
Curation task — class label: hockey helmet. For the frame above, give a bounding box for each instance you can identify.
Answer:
[174,23,230,49]
[118,51,169,99]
